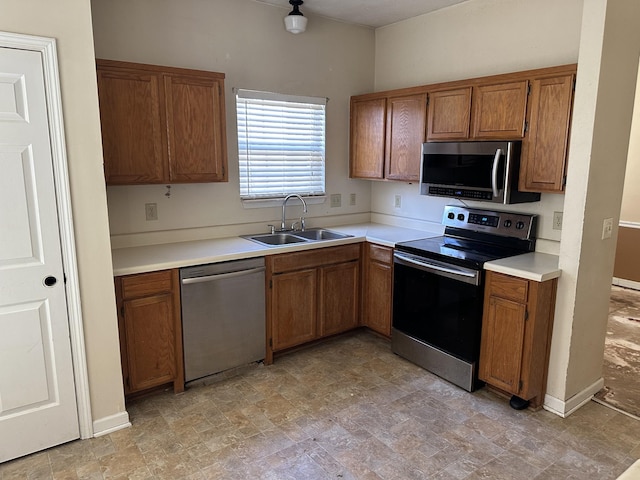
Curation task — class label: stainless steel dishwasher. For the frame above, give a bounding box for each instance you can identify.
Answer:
[180,257,266,383]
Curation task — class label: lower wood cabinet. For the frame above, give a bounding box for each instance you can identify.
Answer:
[115,269,184,396]
[266,244,360,363]
[479,271,557,408]
[361,243,394,337]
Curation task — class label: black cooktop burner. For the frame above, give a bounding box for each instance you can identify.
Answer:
[395,235,531,270]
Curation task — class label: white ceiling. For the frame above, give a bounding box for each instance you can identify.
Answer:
[253,0,471,28]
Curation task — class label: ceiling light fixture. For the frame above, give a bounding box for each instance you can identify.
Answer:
[284,0,307,34]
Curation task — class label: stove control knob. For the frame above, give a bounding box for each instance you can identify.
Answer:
[516,221,526,230]
[457,214,465,221]
[503,220,512,228]
[447,212,455,220]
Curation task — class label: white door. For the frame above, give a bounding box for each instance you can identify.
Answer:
[0,46,79,462]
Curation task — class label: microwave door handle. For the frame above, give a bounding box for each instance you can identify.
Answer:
[491,148,503,198]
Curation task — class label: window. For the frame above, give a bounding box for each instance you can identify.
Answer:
[236,89,326,200]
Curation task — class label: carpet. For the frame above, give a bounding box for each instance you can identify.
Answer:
[594,286,640,419]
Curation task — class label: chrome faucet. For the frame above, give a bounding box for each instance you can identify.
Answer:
[281,194,307,231]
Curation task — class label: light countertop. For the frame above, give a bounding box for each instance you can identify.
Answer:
[111,223,440,276]
[484,252,561,282]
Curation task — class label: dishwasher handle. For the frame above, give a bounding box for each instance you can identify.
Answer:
[181,266,265,285]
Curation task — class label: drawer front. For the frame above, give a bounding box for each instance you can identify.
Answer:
[488,271,528,303]
[270,244,361,273]
[368,243,393,264]
[121,270,173,299]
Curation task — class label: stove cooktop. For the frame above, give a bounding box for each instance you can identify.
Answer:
[395,206,538,269]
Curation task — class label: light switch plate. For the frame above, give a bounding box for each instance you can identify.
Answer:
[394,195,402,208]
[145,203,158,221]
[602,217,613,239]
[349,193,356,206]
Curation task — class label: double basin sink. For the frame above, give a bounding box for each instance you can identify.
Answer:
[243,228,352,247]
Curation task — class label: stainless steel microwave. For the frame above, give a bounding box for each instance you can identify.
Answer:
[419,141,540,205]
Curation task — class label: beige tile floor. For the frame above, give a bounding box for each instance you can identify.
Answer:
[2,331,639,480]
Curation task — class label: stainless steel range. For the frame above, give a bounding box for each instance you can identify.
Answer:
[392,205,537,391]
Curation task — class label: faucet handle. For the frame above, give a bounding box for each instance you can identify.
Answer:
[300,217,305,231]
[291,221,300,231]
[267,224,276,234]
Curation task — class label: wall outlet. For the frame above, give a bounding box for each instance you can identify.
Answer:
[145,203,158,221]
[330,193,341,208]
[394,194,402,208]
[602,217,613,239]
[349,193,356,206]
[552,211,563,230]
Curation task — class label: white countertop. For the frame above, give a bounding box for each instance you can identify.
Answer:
[111,223,439,276]
[484,252,561,282]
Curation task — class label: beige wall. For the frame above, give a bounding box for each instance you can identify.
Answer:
[91,0,376,246]
[0,2,125,424]
[370,0,584,253]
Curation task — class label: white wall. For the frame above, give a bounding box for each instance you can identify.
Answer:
[91,0,376,247]
[0,1,126,428]
[371,0,584,253]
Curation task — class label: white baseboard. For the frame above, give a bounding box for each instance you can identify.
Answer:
[612,277,640,291]
[92,411,131,437]
[543,377,604,417]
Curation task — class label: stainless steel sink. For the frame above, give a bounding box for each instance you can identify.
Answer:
[292,228,352,241]
[242,228,352,247]
[244,233,308,246]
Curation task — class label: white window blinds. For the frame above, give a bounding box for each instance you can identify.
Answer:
[236,89,326,200]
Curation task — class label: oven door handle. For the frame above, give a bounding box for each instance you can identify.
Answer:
[394,252,480,286]
[491,148,503,198]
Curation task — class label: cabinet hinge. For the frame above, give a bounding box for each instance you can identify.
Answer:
[524,309,529,321]
[269,338,273,347]
[120,306,125,318]
[524,121,529,133]
[519,379,523,391]
[269,279,273,289]
[426,96,429,106]
[572,78,577,91]
[527,84,531,95]
[563,175,568,187]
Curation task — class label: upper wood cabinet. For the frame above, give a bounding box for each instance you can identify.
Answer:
[97,60,227,185]
[426,87,472,140]
[471,80,528,139]
[350,92,426,182]
[427,81,528,141]
[519,73,575,193]
[350,97,386,179]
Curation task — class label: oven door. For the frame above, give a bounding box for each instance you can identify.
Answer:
[392,251,484,363]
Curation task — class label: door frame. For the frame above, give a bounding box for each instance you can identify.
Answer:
[0,31,93,438]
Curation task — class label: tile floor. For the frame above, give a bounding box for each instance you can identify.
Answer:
[1,331,639,480]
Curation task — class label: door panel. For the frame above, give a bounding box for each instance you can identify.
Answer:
[0,46,79,463]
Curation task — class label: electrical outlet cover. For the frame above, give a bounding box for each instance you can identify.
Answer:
[330,193,341,208]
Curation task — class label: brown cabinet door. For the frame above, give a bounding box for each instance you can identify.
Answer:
[165,74,227,182]
[479,295,527,395]
[363,259,393,337]
[362,243,393,337]
[319,261,359,337]
[123,292,176,393]
[426,87,472,140]
[471,81,528,139]
[271,269,318,350]
[520,74,575,192]
[385,93,427,181]
[350,97,386,179]
[97,68,168,184]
